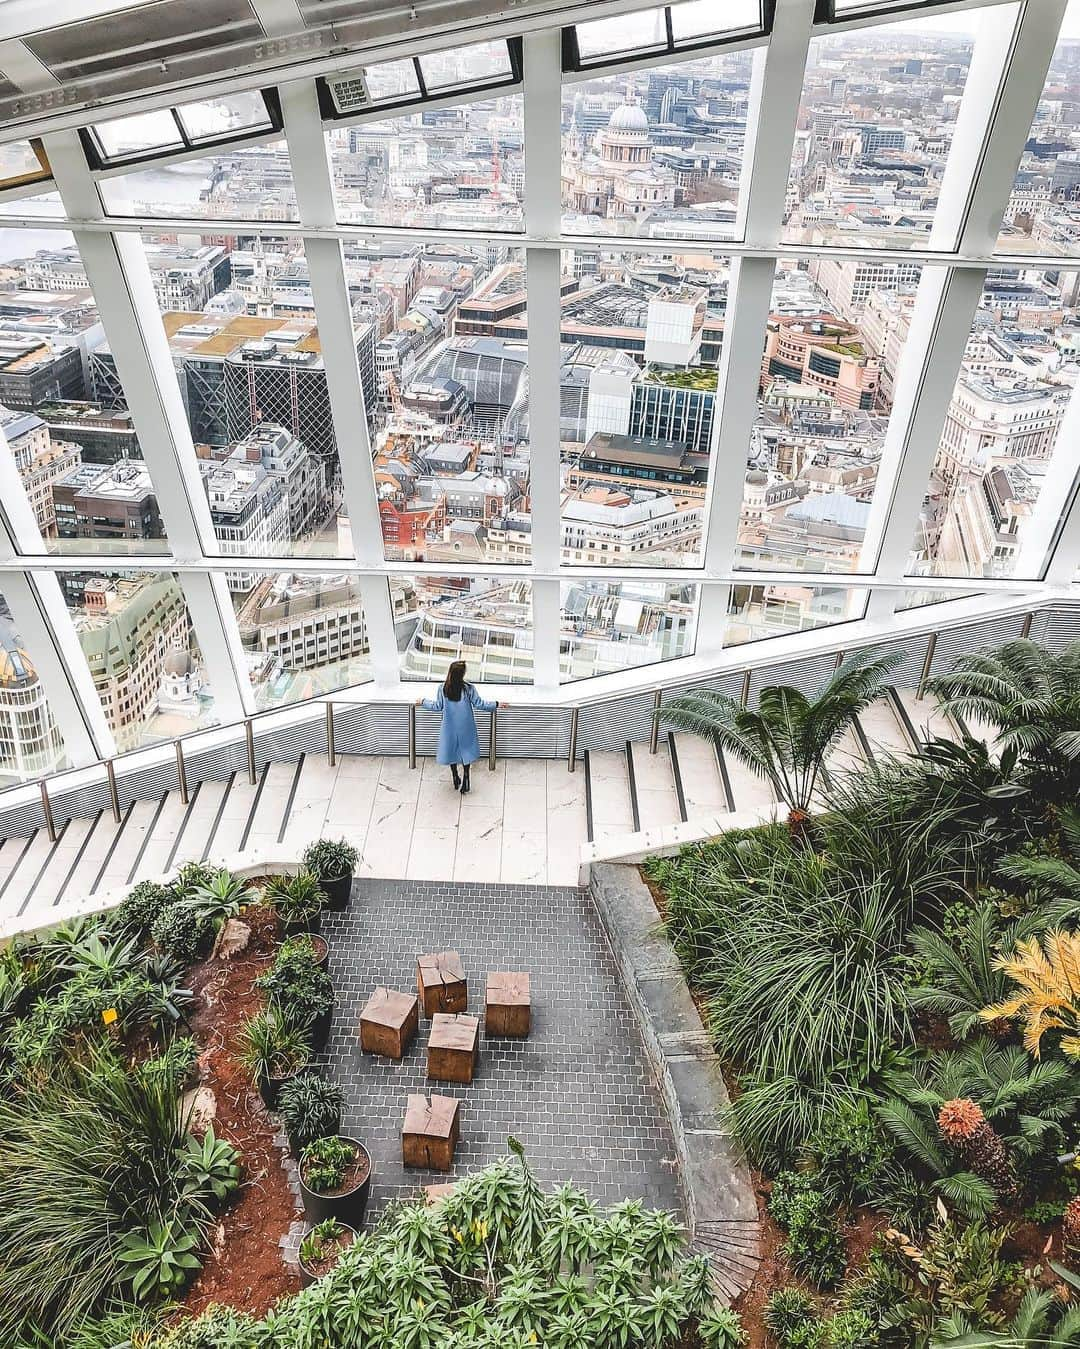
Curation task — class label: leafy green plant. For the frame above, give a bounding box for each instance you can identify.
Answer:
[236,1006,312,1084]
[255,947,333,1026]
[150,903,214,966]
[277,1073,343,1150]
[302,838,359,880]
[262,870,326,926]
[117,1220,202,1303]
[300,1135,355,1193]
[661,648,902,828]
[179,1126,241,1205]
[768,1172,847,1290]
[765,1288,822,1348]
[114,881,175,943]
[805,1097,894,1206]
[184,868,250,924]
[698,1304,748,1348]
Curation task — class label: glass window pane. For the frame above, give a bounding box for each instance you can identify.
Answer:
[560,579,697,681]
[418,40,513,91]
[781,9,989,250]
[91,109,184,162]
[561,48,752,240]
[0,190,65,219]
[399,576,532,684]
[0,227,172,557]
[0,585,69,783]
[175,91,273,143]
[236,571,373,710]
[560,248,726,567]
[996,0,1080,256]
[907,272,1078,580]
[363,57,421,103]
[100,139,299,220]
[145,231,370,561]
[0,139,48,187]
[735,256,925,574]
[894,587,980,611]
[63,570,218,750]
[575,10,669,64]
[724,583,867,644]
[369,246,530,563]
[328,94,523,231]
[670,0,761,41]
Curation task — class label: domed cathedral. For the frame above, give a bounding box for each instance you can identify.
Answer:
[562,99,678,224]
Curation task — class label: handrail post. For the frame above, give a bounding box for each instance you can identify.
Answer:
[245,718,256,785]
[488,707,497,772]
[175,740,188,805]
[567,706,579,772]
[1020,612,1033,639]
[408,702,416,770]
[740,669,751,707]
[917,632,938,700]
[326,701,336,767]
[649,689,662,754]
[833,649,844,670]
[105,759,121,823]
[39,779,56,843]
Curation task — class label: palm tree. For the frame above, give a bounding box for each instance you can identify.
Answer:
[661,647,902,830]
[932,1286,1080,1346]
[981,929,1080,1061]
[926,638,1080,802]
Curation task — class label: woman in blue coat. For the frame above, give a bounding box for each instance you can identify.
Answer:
[416,660,507,794]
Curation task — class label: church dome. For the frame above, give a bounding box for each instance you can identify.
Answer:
[746,470,768,486]
[163,648,192,677]
[608,103,649,133]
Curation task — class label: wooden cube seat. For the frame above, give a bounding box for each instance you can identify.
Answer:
[403,1093,461,1172]
[485,971,531,1037]
[427,1012,479,1084]
[358,986,419,1059]
[417,950,467,1018]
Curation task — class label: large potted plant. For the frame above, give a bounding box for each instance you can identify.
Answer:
[298,1218,357,1289]
[255,946,335,1052]
[298,1135,372,1228]
[263,871,327,936]
[237,1006,313,1108]
[277,1073,344,1155]
[302,839,359,912]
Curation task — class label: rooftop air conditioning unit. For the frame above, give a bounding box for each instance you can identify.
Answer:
[324,70,372,116]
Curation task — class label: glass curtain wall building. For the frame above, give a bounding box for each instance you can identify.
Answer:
[0,0,1074,783]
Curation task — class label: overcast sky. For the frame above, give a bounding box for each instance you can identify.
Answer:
[892,3,1080,40]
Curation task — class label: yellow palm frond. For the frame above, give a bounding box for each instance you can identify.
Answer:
[982,930,1080,1059]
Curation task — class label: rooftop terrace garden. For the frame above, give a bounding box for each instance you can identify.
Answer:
[646,365,719,391]
[646,639,1080,1347]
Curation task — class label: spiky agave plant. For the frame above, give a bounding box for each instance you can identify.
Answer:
[660,648,902,833]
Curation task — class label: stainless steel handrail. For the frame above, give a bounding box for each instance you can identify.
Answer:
[175,740,188,805]
[325,701,336,767]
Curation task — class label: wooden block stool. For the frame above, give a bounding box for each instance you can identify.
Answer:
[485,972,531,1037]
[403,1093,461,1172]
[417,950,467,1018]
[427,1012,479,1084]
[358,986,419,1060]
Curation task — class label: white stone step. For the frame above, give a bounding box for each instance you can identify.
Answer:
[859,698,914,757]
[169,778,231,871]
[893,688,961,744]
[588,749,634,845]
[673,733,729,816]
[630,742,681,830]
[722,753,775,816]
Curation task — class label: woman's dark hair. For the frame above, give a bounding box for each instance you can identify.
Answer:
[443,660,467,702]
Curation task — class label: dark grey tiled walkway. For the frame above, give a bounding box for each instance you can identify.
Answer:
[317,879,681,1216]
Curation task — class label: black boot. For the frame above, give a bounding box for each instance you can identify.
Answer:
[451,765,461,790]
[461,765,471,795]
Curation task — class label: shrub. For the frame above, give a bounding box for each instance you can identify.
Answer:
[302,838,359,880]
[277,1073,343,1151]
[254,949,333,1026]
[236,1007,311,1084]
[262,870,326,926]
[114,881,175,944]
[765,1289,823,1348]
[821,1308,876,1347]
[185,868,250,924]
[806,1098,893,1206]
[150,903,213,966]
[698,1305,748,1348]
[768,1172,847,1290]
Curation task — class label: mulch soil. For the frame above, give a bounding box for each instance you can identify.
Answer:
[179,904,302,1318]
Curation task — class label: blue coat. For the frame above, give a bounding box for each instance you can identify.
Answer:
[422,683,497,765]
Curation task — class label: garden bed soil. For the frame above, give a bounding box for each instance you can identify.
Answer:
[179,903,302,1318]
[301,1142,370,1195]
[301,1224,357,1279]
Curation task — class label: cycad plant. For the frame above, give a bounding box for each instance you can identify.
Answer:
[981,928,1080,1060]
[926,638,1080,803]
[660,648,902,830]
